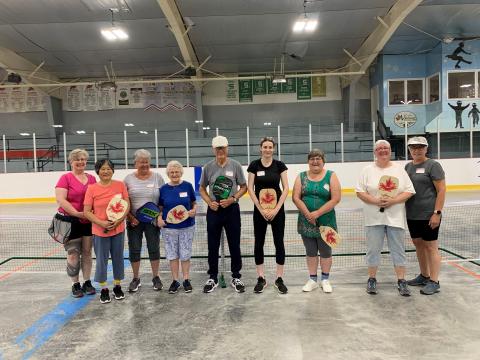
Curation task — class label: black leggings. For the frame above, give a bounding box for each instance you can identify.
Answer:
[253,208,286,265]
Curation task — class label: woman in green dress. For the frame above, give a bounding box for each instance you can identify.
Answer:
[292,149,341,293]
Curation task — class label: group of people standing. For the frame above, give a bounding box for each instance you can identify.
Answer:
[54,134,445,304]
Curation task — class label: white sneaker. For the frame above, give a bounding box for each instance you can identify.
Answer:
[302,279,319,292]
[321,279,333,293]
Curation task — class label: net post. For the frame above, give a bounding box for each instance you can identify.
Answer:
[437,116,440,159]
[309,123,312,152]
[185,128,190,167]
[124,130,128,169]
[277,125,281,161]
[33,132,37,172]
[2,134,6,173]
[216,128,219,136]
[63,132,67,171]
[341,122,344,163]
[470,115,473,158]
[247,126,250,164]
[93,131,97,164]
[372,121,375,161]
[404,119,408,161]
[155,129,159,168]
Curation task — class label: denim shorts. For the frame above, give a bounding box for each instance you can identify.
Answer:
[365,225,406,267]
[162,226,195,261]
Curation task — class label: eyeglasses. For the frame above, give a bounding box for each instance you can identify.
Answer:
[408,145,426,150]
[308,157,324,162]
[375,147,390,151]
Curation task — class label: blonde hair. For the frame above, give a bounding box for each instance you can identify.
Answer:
[166,160,184,175]
[68,148,89,163]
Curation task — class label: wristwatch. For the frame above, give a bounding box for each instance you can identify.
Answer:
[231,196,238,203]
[434,210,442,215]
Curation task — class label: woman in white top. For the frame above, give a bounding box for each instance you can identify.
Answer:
[124,149,165,293]
[355,140,415,296]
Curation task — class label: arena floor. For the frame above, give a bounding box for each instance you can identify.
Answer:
[1,192,479,359]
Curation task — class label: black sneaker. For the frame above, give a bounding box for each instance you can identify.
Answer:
[82,280,96,295]
[253,277,267,293]
[72,282,84,298]
[420,280,440,295]
[152,276,163,291]
[274,277,288,294]
[113,285,125,300]
[231,278,245,293]
[203,279,218,293]
[397,279,411,297]
[366,277,378,295]
[168,280,181,294]
[128,278,141,293]
[183,279,193,293]
[100,288,111,304]
[407,274,430,286]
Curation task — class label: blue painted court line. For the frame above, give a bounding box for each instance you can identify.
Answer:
[13,250,131,359]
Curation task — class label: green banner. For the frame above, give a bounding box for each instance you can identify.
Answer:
[281,77,296,93]
[253,76,267,95]
[267,78,282,94]
[238,76,253,102]
[312,76,326,97]
[297,75,311,100]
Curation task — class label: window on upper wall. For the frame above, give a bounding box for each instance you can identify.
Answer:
[407,80,423,104]
[388,79,424,105]
[427,74,440,103]
[448,71,475,99]
[388,80,405,105]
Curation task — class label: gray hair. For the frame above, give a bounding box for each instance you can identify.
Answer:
[374,140,391,150]
[68,148,89,162]
[166,160,184,175]
[133,149,151,163]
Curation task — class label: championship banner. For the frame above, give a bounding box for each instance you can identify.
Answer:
[238,75,253,103]
[253,76,267,95]
[297,74,311,100]
[312,76,326,97]
[225,80,238,101]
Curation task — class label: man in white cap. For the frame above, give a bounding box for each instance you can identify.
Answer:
[199,135,247,293]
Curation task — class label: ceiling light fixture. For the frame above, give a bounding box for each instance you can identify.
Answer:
[76,130,86,134]
[101,9,129,41]
[460,84,472,88]
[139,131,148,134]
[52,124,63,128]
[293,1,318,33]
[19,132,30,136]
[124,123,134,127]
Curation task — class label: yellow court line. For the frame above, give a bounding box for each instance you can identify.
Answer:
[0,184,478,204]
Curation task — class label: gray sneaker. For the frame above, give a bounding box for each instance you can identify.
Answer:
[407,274,430,286]
[152,276,163,291]
[397,279,411,297]
[366,277,377,294]
[128,278,141,293]
[420,281,440,295]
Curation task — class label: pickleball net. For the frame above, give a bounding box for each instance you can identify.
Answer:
[1,201,479,273]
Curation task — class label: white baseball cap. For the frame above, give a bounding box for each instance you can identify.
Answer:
[212,136,228,148]
[407,136,428,146]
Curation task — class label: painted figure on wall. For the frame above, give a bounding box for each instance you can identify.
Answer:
[445,42,472,69]
[448,101,470,129]
[469,103,480,127]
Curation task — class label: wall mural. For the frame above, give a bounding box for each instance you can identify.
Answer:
[448,101,470,128]
[446,42,472,69]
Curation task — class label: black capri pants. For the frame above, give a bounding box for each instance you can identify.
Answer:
[253,207,286,265]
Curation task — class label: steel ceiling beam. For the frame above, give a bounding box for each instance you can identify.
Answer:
[156,0,199,70]
[0,46,62,99]
[343,0,423,86]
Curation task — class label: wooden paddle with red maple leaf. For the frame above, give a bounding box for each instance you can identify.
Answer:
[378,175,399,213]
[259,188,277,210]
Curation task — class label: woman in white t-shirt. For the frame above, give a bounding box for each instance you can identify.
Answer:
[124,149,165,293]
[355,140,415,296]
